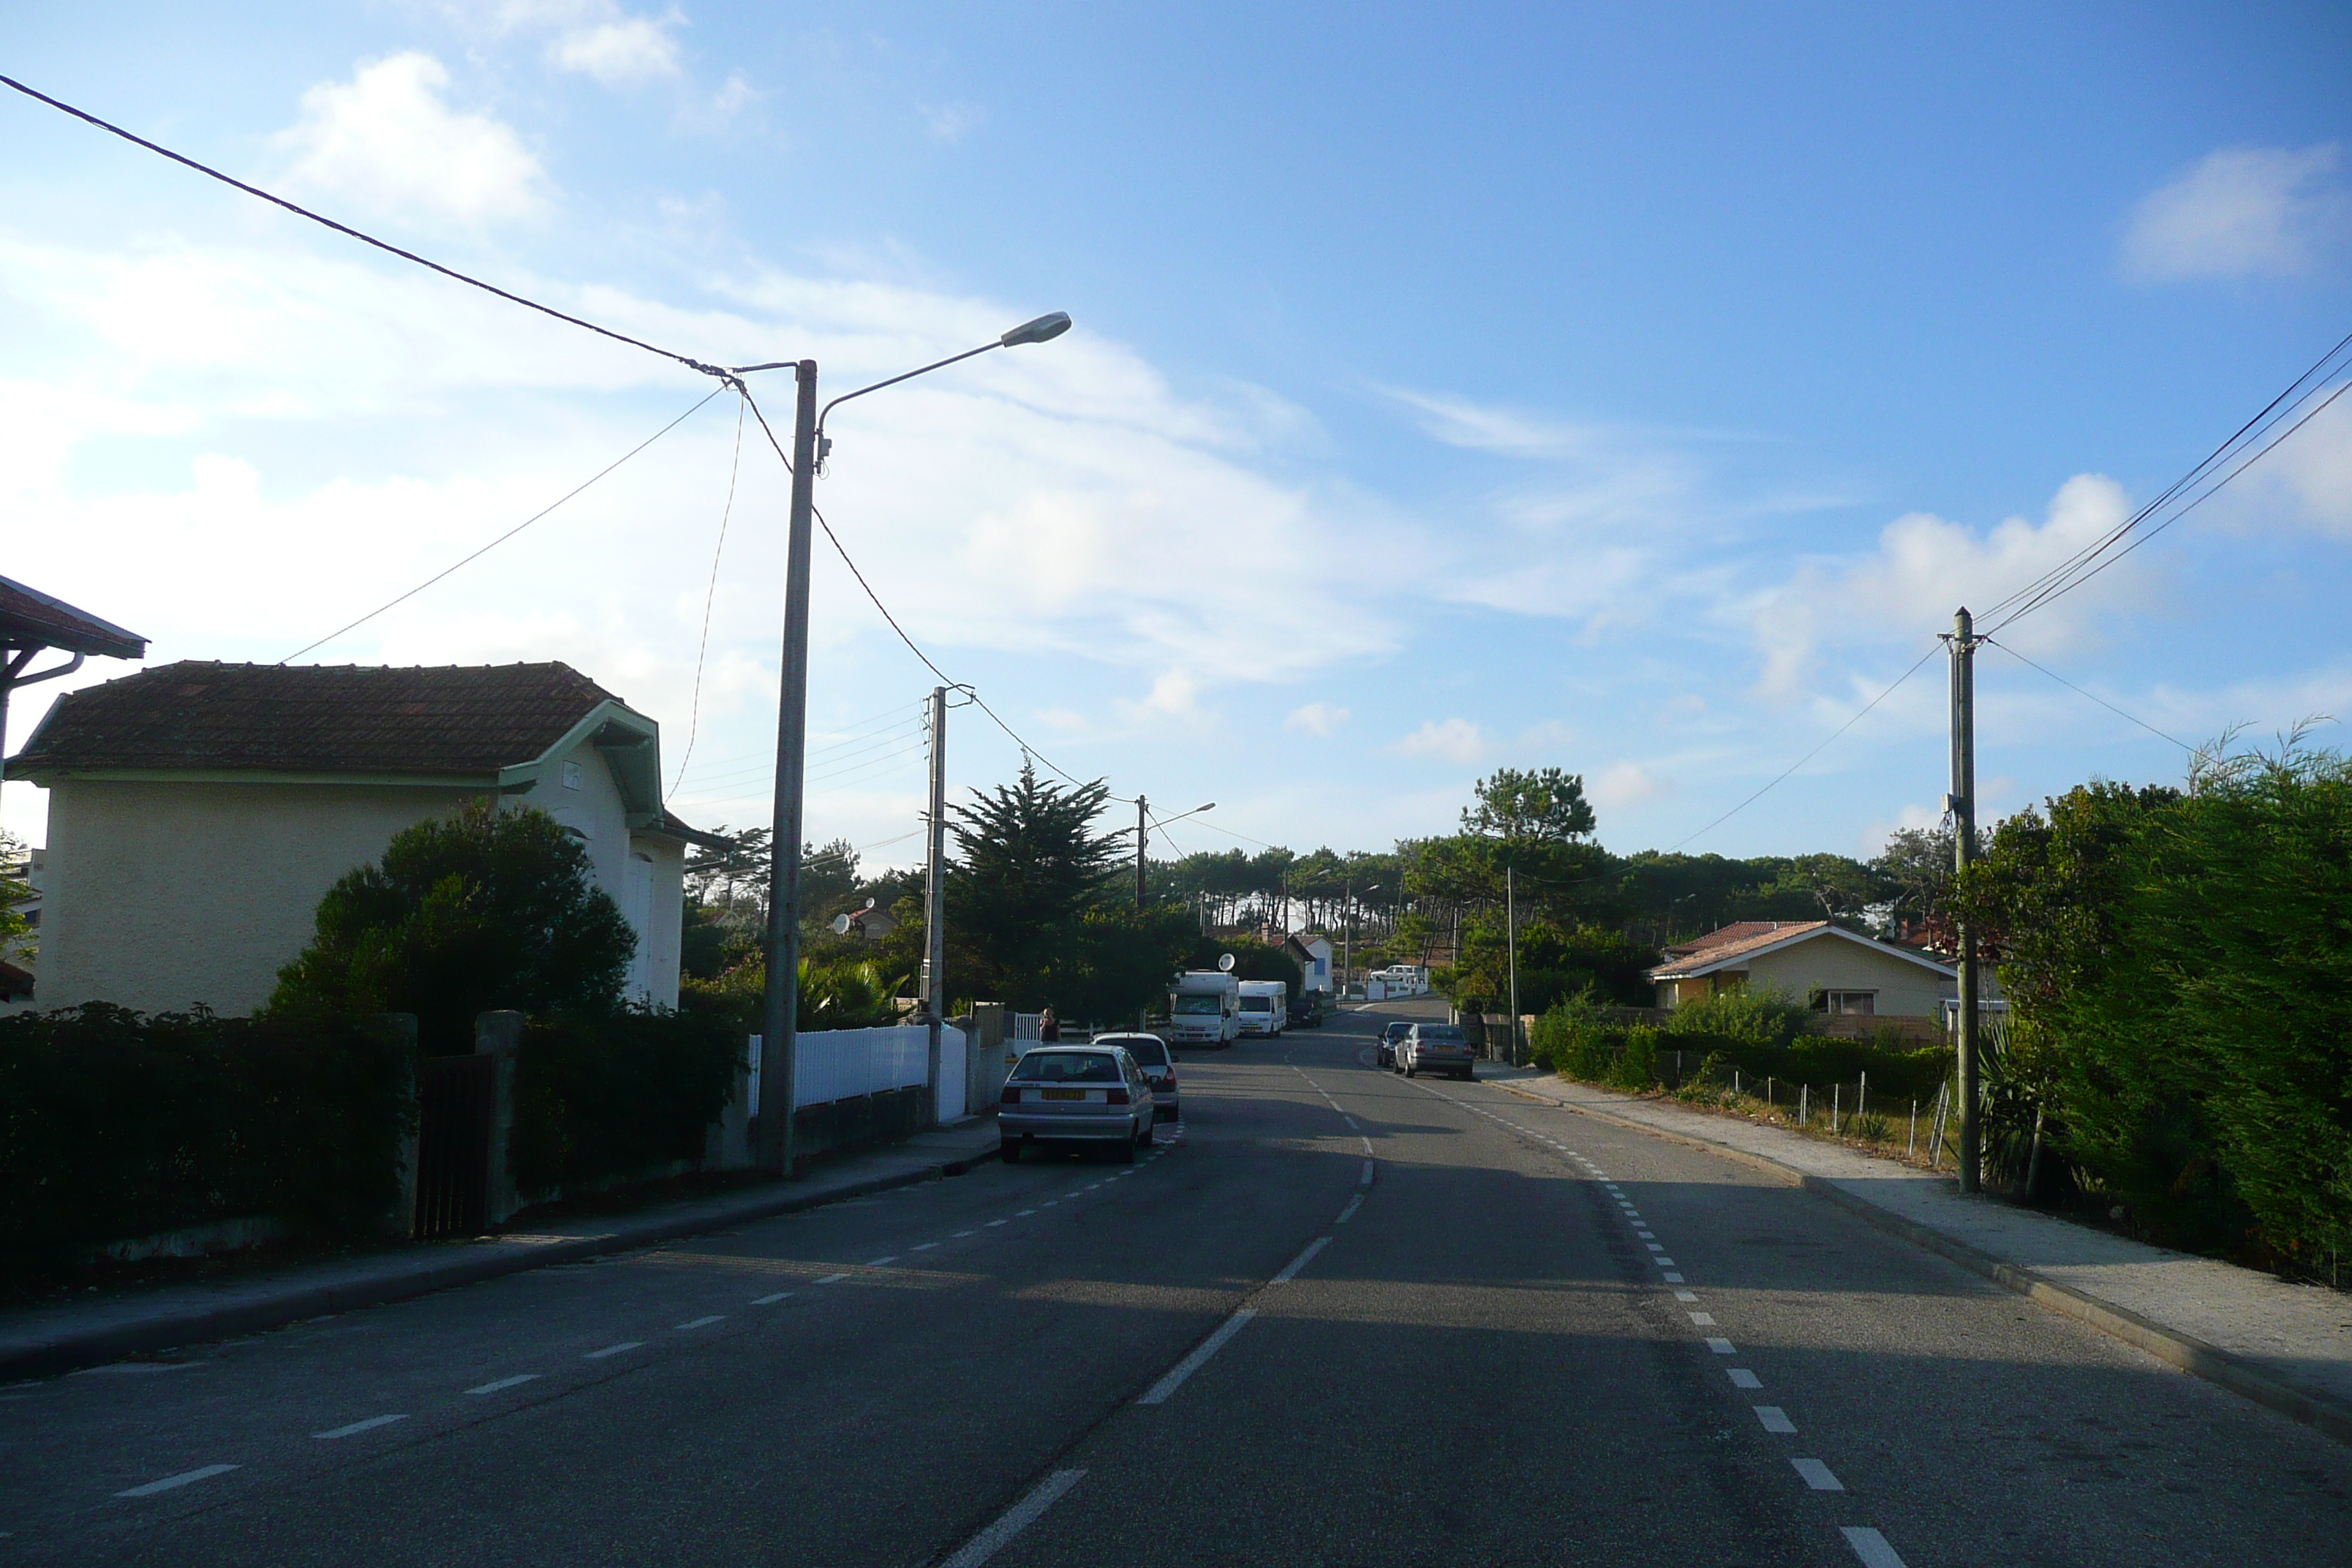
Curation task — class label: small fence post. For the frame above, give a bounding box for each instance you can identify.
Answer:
[1800,1084,1809,1126]
[1833,1082,1841,1134]
[373,1013,421,1238]
[475,1011,524,1226]
[1908,1099,1918,1158]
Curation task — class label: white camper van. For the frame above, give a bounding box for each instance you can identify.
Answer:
[1237,979,1288,1036]
[1168,970,1241,1048]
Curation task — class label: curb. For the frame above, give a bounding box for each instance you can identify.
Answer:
[0,1142,1003,1382]
[1496,1078,2352,1451]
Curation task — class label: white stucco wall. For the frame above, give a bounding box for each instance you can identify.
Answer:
[39,779,483,1014]
[627,832,686,1009]
[1733,935,1956,1017]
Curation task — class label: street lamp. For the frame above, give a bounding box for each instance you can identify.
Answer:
[1134,796,1217,908]
[744,314,1074,1178]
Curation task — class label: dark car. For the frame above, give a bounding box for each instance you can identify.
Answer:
[1096,1031,1180,1121]
[1287,995,1322,1029]
[1376,1020,1413,1067]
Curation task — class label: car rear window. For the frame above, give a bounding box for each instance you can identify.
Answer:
[1417,1027,1466,1042]
[1119,1039,1170,1066]
[1011,1052,1121,1083]
[1384,1023,1412,1039]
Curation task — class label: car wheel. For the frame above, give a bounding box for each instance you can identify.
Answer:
[1458,1069,1474,1082]
[1000,1139,1021,1164]
[1115,1129,1137,1164]
[1403,1064,1417,1078]
[1140,1117,1156,1147]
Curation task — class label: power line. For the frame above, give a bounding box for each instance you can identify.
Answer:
[668,396,749,799]
[279,385,725,662]
[1,74,731,382]
[1984,638,2195,753]
[1668,645,1941,852]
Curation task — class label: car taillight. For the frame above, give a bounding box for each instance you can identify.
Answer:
[1107,1088,1131,1106]
[1001,1084,1021,1104]
[1162,1071,1177,1085]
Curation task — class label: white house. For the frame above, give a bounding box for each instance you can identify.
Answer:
[3,661,725,1016]
[1646,919,1978,1021]
[1281,932,1335,995]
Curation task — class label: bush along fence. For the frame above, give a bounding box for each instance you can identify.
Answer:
[1,1002,970,1269]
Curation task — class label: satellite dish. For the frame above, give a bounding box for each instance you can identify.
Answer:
[863,897,878,911]
[1217,953,1236,973]
[831,913,853,935]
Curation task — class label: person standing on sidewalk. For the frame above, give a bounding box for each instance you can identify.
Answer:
[1039,1006,1060,1043]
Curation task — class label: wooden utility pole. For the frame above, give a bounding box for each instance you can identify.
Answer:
[1947,606,1983,1194]
[1135,794,1148,910]
[1506,865,1521,1066]
[921,684,948,1123]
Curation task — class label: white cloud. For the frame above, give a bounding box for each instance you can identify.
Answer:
[1391,718,1485,763]
[2218,392,2352,539]
[548,13,683,83]
[1117,670,1205,723]
[1751,474,2150,698]
[1591,761,1672,811]
[925,102,984,144]
[1284,701,1349,737]
[276,54,550,226]
[2124,144,2351,280]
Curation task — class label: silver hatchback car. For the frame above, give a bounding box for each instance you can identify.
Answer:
[1000,1045,1158,1162]
[1397,1022,1476,1081]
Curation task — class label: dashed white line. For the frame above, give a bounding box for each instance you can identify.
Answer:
[1705,1337,1735,1355]
[116,1464,238,1498]
[1653,1257,1677,1267]
[1646,1243,1666,1252]
[1791,1458,1844,1491]
[1840,1526,1909,1567]
[814,1273,850,1286]
[867,1256,900,1266]
[314,1414,407,1440]
[1335,1194,1364,1225]
[1728,1368,1763,1390]
[954,1230,977,1238]
[1342,1115,1360,1129]
[938,1468,1088,1568]
[675,1315,725,1330]
[752,1291,794,1305]
[1687,1312,1715,1325]
[1272,1236,1330,1285]
[1357,1135,1373,1156]
[466,1374,540,1395]
[1664,1272,1685,1283]
[1017,1209,1037,1216]
[1138,1311,1259,1406]
[913,1242,941,1252]
[1673,1290,1698,1302]
[584,1341,644,1359]
[1754,1406,1797,1434]
[1360,1160,1374,1186]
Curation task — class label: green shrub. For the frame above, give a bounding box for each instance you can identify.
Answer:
[1662,987,1816,1047]
[0,1004,413,1264]
[510,1008,741,1200]
[1607,1025,1661,1091]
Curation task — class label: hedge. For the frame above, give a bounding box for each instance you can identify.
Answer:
[0,1004,413,1264]
[510,1008,740,1201]
[1530,1002,1950,1102]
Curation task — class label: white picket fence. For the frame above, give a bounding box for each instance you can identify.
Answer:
[745,1025,968,1117]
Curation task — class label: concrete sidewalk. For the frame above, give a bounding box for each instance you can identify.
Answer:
[1489,1067,2352,1447]
[0,1117,1006,1382]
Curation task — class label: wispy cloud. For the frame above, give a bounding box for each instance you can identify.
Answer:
[1390,718,1485,763]
[1284,701,1349,737]
[276,53,551,226]
[2124,143,2351,280]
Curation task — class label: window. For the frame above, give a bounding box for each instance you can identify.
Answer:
[1011,1052,1121,1084]
[1122,1039,1169,1067]
[1416,1026,1466,1043]
[1240,997,1271,1011]
[1824,990,1877,1016]
[1173,995,1223,1014]
[561,759,584,791]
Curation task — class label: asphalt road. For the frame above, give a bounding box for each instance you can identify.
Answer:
[7,1003,2352,1567]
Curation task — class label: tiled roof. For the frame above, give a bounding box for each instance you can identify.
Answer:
[1648,920,1832,979]
[6,661,622,777]
[0,576,147,661]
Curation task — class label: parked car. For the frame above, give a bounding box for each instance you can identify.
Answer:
[1000,1044,1157,1161]
[1095,1031,1180,1122]
[1287,995,1322,1029]
[1376,1020,1413,1068]
[1398,1022,1475,1081]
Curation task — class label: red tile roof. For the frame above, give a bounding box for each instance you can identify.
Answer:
[1660,920,1816,960]
[0,576,147,661]
[6,661,622,778]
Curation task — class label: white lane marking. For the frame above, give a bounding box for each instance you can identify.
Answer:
[1792,1458,1844,1491]
[116,1464,238,1497]
[1138,1311,1259,1406]
[75,1361,197,1376]
[753,1291,795,1305]
[1754,1406,1797,1434]
[675,1315,725,1330]
[584,1341,644,1360]
[1673,1290,1699,1302]
[1271,1236,1332,1285]
[1040,1201,1060,1207]
[1841,1526,1909,1568]
[913,1242,941,1251]
[314,1414,407,1440]
[1705,1337,1735,1354]
[1342,1116,1360,1129]
[1358,1135,1373,1156]
[867,1255,900,1266]
[1360,1160,1374,1186]
[1645,1243,1665,1252]
[1664,1272,1686,1283]
[1335,1194,1364,1225]
[466,1374,540,1395]
[1017,1210,1037,1216]
[954,1230,976,1237]
[1728,1368,1763,1390]
[1687,1312,1715,1325]
[815,1273,850,1286]
[938,1467,1088,1568]
[1654,1257,1677,1267]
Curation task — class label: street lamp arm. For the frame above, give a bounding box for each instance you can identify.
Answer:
[815,340,1003,437]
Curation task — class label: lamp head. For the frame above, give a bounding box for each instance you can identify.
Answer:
[1000,312,1073,347]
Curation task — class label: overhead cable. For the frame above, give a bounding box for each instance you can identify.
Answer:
[1985,639,2195,753]
[0,74,732,382]
[668,396,750,799]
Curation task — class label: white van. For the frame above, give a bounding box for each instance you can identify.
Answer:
[1168,971,1241,1048]
[1237,979,1288,1036]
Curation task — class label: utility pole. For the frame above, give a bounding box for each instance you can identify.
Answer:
[1947,606,1983,1194]
[1341,876,1354,999]
[757,361,819,1177]
[922,684,948,1124]
[1506,864,1520,1065]
[1135,794,1148,910]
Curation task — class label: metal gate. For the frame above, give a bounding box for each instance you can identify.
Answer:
[414,1054,497,1240]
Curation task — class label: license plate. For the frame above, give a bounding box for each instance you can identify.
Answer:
[1042,1088,1084,1101]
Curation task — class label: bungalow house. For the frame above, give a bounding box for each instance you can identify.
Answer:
[2,660,725,1016]
[1280,932,1335,996]
[1646,919,1972,1022]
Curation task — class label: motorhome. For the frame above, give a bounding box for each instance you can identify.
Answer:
[1168,970,1241,1048]
[1237,979,1288,1036]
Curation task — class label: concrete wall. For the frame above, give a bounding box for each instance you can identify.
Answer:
[39,779,483,1014]
[1656,933,1956,1018]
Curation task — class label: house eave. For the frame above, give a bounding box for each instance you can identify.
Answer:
[1647,924,1956,983]
[4,766,502,789]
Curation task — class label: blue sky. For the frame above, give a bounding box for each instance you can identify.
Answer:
[4,2,2350,871]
